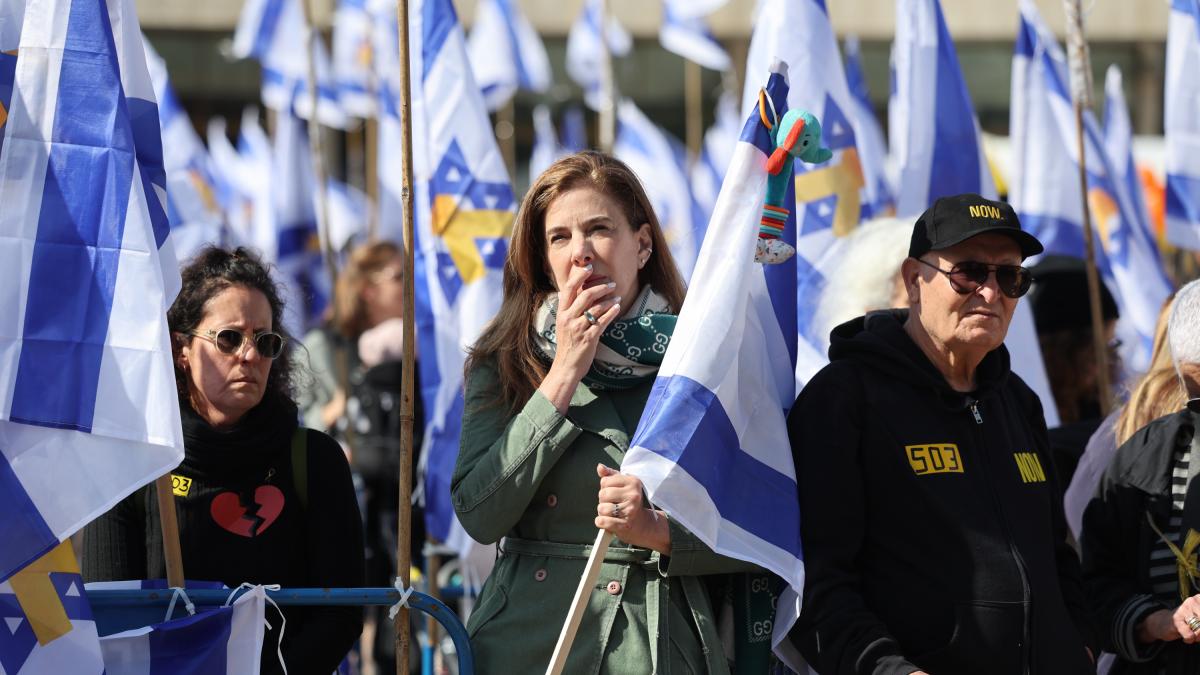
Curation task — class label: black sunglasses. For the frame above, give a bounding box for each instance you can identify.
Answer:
[916,258,1033,299]
[186,328,287,360]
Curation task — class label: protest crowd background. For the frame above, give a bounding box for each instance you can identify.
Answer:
[2,0,1200,673]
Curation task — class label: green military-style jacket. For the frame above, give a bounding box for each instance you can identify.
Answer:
[452,361,758,674]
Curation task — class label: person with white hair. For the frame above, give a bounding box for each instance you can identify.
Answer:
[1081,278,1200,673]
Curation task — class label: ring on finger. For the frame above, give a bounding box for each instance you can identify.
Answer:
[1187,615,1200,632]
[611,502,623,518]
[584,309,598,326]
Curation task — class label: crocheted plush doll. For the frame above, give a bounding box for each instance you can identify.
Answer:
[756,107,833,264]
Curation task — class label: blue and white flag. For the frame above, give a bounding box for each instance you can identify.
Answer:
[466,0,552,111]
[888,0,994,217]
[566,0,631,110]
[622,62,803,664]
[614,99,701,278]
[0,542,104,674]
[332,0,377,118]
[96,584,266,675]
[560,104,588,153]
[0,0,184,581]
[233,0,347,128]
[0,0,21,157]
[742,0,888,384]
[1166,0,1200,250]
[528,104,565,185]
[659,1,731,72]
[843,35,894,218]
[690,91,742,234]
[377,0,510,589]
[1010,0,1172,372]
[205,110,272,254]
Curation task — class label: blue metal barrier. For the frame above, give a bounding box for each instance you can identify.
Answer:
[87,587,473,675]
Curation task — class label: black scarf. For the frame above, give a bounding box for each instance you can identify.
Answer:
[178,394,300,484]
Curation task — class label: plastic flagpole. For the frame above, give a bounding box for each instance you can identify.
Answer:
[1063,0,1113,415]
[394,0,418,671]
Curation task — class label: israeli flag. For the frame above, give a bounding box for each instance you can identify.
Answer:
[888,0,994,217]
[0,0,184,582]
[843,35,894,218]
[0,0,22,158]
[561,105,588,153]
[622,62,803,665]
[466,0,552,111]
[742,0,889,384]
[375,0,510,589]
[1166,0,1200,250]
[0,542,105,675]
[1010,0,1172,372]
[332,0,377,118]
[233,0,347,129]
[659,1,731,72]
[205,110,272,255]
[96,585,266,675]
[566,0,631,110]
[613,99,701,279]
[528,104,565,185]
[690,91,742,234]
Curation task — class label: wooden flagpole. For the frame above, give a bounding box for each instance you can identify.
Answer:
[394,0,418,671]
[298,0,339,298]
[153,476,185,588]
[545,530,613,675]
[1064,0,1113,416]
[597,0,614,153]
[685,59,702,168]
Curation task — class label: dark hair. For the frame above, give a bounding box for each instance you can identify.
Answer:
[465,151,686,413]
[167,246,295,404]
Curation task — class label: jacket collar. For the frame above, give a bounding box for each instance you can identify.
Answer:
[1116,408,1196,497]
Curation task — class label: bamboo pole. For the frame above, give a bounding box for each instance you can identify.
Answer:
[394,0,418,672]
[596,0,614,153]
[545,530,613,675]
[366,115,379,241]
[154,476,185,589]
[685,59,702,167]
[1064,0,1112,416]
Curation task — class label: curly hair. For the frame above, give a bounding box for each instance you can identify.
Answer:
[167,246,295,404]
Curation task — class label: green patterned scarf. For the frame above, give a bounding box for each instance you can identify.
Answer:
[533,286,676,390]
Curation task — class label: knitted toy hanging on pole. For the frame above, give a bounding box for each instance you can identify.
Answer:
[755,90,832,264]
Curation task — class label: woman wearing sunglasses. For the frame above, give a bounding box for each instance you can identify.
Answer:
[84,247,364,675]
[784,194,1096,674]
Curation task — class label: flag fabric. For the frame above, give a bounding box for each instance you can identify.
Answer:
[613,99,701,278]
[1165,0,1200,250]
[0,0,22,158]
[621,62,803,665]
[376,0,511,590]
[233,0,347,128]
[0,542,105,674]
[466,0,552,111]
[1011,0,1172,372]
[843,35,894,218]
[0,0,184,581]
[741,0,888,384]
[566,0,631,110]
[332,0,376,118]
[664,0,728,20]
[528,104,565,186]
[690,91,742,235]
[96,585,267,675]
[560,105,588,153]
[659,2,731,72]
[889,0,995,217]
[205,111,272,254]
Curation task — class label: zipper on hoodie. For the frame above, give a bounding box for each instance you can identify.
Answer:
[969,402,1033,674]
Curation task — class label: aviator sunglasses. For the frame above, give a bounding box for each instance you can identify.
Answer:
[185,328,287,360]
[916,258,1033,299]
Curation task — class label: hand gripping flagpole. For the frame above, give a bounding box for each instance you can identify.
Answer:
[394,0,419,672]
[545,529,613,675]
[1064,0,1113,416]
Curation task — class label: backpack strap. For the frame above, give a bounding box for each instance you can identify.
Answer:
[291,426,309,512]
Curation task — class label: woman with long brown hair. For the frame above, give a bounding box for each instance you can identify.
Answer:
[453,152,755,673]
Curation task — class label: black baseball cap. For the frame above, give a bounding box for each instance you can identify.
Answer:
[908,194,1044,260]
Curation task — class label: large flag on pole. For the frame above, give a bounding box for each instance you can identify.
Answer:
[843,35,894,219]
[1010,0,1172,372]
[466,0,551,111]
[566,0,631,110]
[741,0,887,384]
[888,0,995,217]
[0,0,184,580]
[659,1,731,72]
[376,0,511,588]
[1165,0,1200,250]
[622,61,803,665]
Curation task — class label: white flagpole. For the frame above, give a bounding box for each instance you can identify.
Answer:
[545,529,613,675]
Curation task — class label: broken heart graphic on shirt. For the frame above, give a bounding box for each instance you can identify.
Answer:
[210,486,285,537]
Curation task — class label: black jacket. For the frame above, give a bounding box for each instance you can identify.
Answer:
[1080,408,1200,674]
[786,310,1094,675]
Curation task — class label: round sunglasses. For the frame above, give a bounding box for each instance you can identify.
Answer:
[916,258,1033,299]
[186,328,287,360]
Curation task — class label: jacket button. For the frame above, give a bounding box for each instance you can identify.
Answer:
[534,569,548,582]
[606,581,621,595]
[546,494,558,507]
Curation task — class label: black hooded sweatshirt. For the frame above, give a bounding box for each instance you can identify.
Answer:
[785,309,1095,675]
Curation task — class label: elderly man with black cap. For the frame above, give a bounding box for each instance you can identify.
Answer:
[784,194,1096,674]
